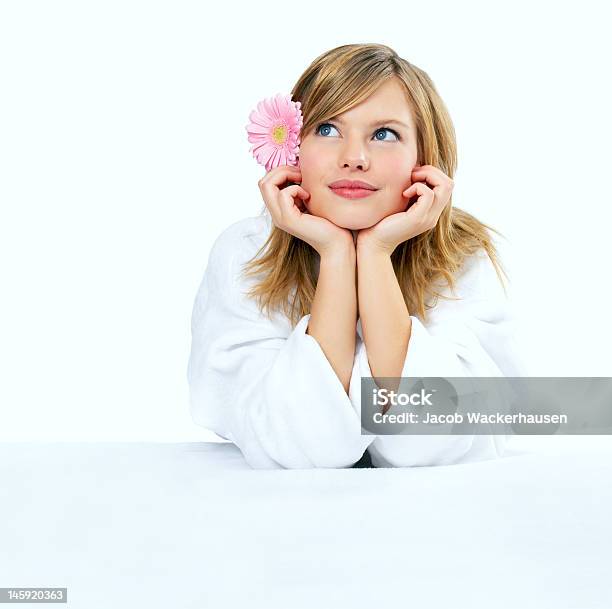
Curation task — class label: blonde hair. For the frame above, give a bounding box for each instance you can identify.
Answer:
[241,43,507,326]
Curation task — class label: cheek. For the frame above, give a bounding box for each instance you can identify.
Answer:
[297,148,323,178]
[380,159,414,213]
[384,158,413,187]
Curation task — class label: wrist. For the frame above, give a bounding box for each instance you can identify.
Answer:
[319,241,357,266]
[356,239,393,260]
[356,230,395,257]
[319,234,356,260]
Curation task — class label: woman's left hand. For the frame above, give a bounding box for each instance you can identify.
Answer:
[357,164,454,255]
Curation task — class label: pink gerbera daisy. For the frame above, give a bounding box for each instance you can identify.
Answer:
[245,93,303,172]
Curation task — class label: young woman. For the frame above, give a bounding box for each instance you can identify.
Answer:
[187,43,526,469]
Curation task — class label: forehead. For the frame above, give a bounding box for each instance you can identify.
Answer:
[332,78,415,128]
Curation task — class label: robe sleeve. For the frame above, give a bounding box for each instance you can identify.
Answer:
[354,249,525,467]
[187,223,373,470]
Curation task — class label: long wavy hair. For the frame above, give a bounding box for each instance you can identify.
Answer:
[241,43,507,326]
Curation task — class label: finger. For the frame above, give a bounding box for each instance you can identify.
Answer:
[402,183,420,207]
[259,184,281,220]
[402,183,437,230]
[411,165,453,192]
[411,166,454,219]
[280,185,310,210]
[402,182,434,214]
[260,164,302,187]
[277,185,311,223]
[259,166,303,218]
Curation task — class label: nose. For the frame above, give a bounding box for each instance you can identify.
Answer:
[340,142,369,171]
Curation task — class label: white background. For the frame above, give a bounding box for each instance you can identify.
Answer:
[1,0,610,441]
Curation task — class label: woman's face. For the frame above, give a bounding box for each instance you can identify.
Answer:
[297,77,419,230]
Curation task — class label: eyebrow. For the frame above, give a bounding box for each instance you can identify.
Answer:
[329,116,410,130]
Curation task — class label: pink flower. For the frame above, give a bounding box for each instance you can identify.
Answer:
[245,93,303,172]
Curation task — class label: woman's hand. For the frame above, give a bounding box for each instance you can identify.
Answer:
[258,165,354,256]
[356,164,454,255]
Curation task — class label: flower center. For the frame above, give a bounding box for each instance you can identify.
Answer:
[271,123,288,145]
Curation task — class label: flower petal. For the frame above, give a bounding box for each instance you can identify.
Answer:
[247,93,304,169]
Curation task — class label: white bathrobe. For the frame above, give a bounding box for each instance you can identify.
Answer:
[187,213,526,469]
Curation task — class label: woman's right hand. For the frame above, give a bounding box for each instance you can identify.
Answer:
[258,165,354,256]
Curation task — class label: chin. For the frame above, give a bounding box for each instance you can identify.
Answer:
[309,190,402,230]
[324,212,381,231]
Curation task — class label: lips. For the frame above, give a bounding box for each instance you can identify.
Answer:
[330,188,376,199]
[328,179,377,191]
[328,179,378,200]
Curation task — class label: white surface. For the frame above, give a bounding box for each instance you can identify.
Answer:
[1,436,611,608]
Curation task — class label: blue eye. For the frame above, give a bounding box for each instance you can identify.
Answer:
[315,123,340,137]
[374,127,400,142]
[315,122,400,141]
